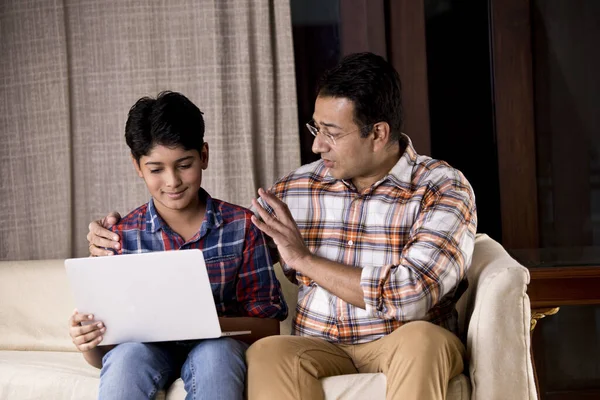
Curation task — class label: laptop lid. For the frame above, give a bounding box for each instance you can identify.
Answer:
[65,249,224,345]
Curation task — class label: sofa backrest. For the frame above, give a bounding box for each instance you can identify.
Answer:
[0,258,299,352]
[0,234,530,358]
[0,259,76,351]
[273,263,297,335]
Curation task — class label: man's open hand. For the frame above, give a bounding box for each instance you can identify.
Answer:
[251,188,311,270]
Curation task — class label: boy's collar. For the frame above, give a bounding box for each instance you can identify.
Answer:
[145,188,222,234]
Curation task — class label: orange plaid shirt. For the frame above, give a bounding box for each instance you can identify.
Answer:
[261,135,477,344]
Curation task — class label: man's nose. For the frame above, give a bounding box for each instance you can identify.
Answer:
[312,133,329,154]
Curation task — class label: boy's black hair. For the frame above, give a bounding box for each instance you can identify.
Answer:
[316,52,403,142]
[125,91,205,162]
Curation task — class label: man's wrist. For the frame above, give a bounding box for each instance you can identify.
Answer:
[291,252,316,275]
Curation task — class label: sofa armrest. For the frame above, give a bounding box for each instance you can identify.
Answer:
[459,234,537,400]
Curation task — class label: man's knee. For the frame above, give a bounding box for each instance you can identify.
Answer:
[392,321,464,360]
[247,336,285,360]
[247,335,298,366]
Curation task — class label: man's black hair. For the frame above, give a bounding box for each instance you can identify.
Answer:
[317,52,403,142]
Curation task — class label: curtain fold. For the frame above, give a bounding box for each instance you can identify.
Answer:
[0,0,300,260]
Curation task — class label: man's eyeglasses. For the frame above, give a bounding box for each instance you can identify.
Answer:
[305,120,373,145]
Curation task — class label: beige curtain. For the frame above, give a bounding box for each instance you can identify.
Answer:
[0,0,300,261]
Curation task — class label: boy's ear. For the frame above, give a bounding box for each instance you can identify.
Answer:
[200,142,209,170]
[130,154,144,178]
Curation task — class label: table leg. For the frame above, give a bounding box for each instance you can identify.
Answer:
[530,307,560,399]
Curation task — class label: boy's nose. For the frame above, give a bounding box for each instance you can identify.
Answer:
[165,173,182,187]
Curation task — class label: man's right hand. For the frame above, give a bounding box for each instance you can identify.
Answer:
[87,212,122,256]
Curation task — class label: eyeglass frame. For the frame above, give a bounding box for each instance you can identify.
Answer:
[305,120,375,145]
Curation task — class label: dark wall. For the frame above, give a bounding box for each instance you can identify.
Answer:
[425,0,502,241]
[290,0,503,240]
[290,0,341,165]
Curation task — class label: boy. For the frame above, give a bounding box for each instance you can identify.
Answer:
[68,91,287,400]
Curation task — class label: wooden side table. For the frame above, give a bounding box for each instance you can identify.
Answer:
[510,248,600,399]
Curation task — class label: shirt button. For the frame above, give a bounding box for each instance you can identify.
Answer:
[347,240,354,246]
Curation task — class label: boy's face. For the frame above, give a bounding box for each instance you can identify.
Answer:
[133,143,208,213]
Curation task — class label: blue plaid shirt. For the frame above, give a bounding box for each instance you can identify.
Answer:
[110,189,288,320]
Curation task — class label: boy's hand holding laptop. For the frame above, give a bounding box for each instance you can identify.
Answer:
[68,309,106,352]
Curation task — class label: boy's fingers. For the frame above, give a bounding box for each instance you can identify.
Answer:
[75,322,104,336]
[71,313,94,326]
[78,336,103,352]
[75,328,105,346]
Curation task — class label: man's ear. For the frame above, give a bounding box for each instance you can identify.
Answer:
[130,154,143,178]
[372,122,391,152]
[200,142,209,170]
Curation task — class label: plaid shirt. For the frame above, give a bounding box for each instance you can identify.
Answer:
[261,135,477,344]
[110,189,287,321]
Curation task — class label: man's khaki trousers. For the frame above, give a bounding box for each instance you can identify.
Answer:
[247,321,465,400]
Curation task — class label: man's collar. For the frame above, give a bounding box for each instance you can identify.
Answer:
[321,133,417,190]
[386,133,417,188]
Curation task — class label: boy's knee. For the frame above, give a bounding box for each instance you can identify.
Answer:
[182,339,248,387]
[100,343,170,386]
[189,338,247,363]
[103,342,155,369]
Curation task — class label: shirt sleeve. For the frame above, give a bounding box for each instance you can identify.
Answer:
[235,218,289,321]
[360,172,477,321]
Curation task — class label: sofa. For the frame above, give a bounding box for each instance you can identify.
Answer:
[0,234,537,399]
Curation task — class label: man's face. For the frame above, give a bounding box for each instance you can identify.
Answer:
[133,144,208,213]
[311,96,375,183]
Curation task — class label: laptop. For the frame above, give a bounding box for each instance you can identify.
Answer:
[64,249,251,345]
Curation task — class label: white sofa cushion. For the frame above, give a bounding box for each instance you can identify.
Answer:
[319,373,470,400]
[321,373,386,400]
[0,351,99,400]
[0,350,177,400]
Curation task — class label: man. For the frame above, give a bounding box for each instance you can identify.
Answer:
[88,53,477,400]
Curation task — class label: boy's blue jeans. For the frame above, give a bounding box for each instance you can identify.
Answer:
[98,337,248,400]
